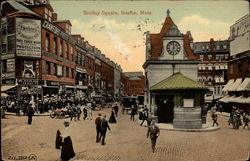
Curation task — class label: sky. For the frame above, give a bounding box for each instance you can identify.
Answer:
[50,0,249,72]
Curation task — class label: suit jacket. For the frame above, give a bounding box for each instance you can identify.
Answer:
[100,119,110,132]
[147,125,160,139]
[95,117,102,128]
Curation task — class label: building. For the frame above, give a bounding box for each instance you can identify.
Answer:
[221,14,250,113]
[193,39,230,99]
[114,63,122,98]
[143,10,199,109]
[122,72,145,96]
[1,0,123,102]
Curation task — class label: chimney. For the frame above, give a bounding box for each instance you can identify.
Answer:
[210,38,214,52]
[52,13,57,21]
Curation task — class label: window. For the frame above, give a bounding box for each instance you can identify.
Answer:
[237,61,243,72]
[216,45,220,50]
[200,55,203,61]
[225,54,228,59]
[71,47,74,60]
[1,60,7,72]
[65,67,69,77]
[223,45,227,50]
[202,46,205,51]
[215,64,220,70]
[82,55,85,66]
[45,33,50,52]
[71,69,74,78]
[208,54,212,60]
[224,64,228,69]
[53,63,57,75]
[53,37,57,54]
[45,8,52,22]
[46,62,50,74]
[216,55,220,60]
[60,40,63,57]
[66,24,71,34]
[206,45,209,50]
[7,35,15,53]
[208,64,213,70]
[7,18,15,34]
[230,64,233,74]
[66,44,69,59]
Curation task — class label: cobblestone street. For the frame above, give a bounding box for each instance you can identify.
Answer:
[2,107,249,161]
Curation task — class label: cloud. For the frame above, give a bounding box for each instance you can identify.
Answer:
[177,14,230,41]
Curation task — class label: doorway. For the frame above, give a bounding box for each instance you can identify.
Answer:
[157,95,174,123]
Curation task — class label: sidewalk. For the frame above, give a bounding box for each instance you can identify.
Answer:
[137,119,220,132]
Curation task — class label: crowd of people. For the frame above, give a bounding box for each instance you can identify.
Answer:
[228,106,249,130]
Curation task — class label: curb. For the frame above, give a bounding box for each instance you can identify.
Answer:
[5,112,50,117]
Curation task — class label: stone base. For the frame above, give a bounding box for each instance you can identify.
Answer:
[173,107,202,129]
[173,119,202,129]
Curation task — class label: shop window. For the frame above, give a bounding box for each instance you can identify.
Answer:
[53,63,57,75]
[46,61,50,74]
[53,37,57,54]
[45,33,50,52]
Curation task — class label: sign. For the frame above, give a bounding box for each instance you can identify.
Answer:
[183,99,194,107]
[76,67,87,73]
[1,54,15,60]
[2,72,15,78]
[18,79,38,85]
[47,81,59,86]
[16,18,41,58]
[23,61,35,78]
[42,20,76,45]
[7,59,15,72]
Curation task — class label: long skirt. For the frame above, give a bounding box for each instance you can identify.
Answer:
[109,115,116,123]
[61,136,75,161]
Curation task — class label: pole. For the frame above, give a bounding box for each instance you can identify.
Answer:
[36,60,39,113]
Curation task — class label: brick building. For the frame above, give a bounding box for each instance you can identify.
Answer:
[193,39,230,98]
[122,72,145,96]
[1,0,122,102]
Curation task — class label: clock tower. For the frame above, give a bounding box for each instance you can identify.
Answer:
[159,24,185,60]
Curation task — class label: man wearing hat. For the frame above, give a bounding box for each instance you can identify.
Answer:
[27,104,35,125]
[95,113,102,143]
[147,120,160,153]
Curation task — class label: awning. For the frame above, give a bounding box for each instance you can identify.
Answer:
[1,85,16,92]
[219,95,232,103]
[237,77,250,91]
[222,79,234,92]
[205,95,223,102]
[228,78,242,91]
[65,85,76,89]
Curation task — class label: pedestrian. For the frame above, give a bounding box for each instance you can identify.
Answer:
[76,106,81,121]
[87,106,93,120]
[212,112,219,126]
[147,120,160,153]
[83,106,88,120]
[130,104,136,121]
[27,104,35,125]
[15,101,21,116]
[140,109,148,126]
[242,113,249,129]
[109,108,117,123]
[228,109,234,126]
[99,115,111,145]
[70,107,77,121]
[60,121,75,161]
[95,113,102,143]
[114,104,119,117]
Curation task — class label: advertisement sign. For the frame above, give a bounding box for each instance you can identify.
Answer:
[2,72,15,78]
[183,99,194,107]
[7,59,15,72]
[23,61,35,78]
[18,79,38,85]
[16,18,41,58]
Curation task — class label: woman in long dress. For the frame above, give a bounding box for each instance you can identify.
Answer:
[60,121,75,161]
[109,108,117,123]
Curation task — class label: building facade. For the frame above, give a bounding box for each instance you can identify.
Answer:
[193,39,230,97]
[1,0,123,102]
[122,72,145,96]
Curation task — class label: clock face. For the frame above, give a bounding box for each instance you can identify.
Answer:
[166,41,181,55]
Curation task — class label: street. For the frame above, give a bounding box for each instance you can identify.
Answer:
[2,107,249,161]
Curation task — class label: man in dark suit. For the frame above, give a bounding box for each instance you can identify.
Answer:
[99,115,111,145]
[27,105,35,125]
[147,120,160,153]
[95,113,102,143]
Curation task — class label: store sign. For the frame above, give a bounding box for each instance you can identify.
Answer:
[76,67,87,73]
[1,54,15,60]
[16,18,41,58]
[18,79,38,85]
[42,20,76,45]
[2,72,15,78]
[7,59,15,72]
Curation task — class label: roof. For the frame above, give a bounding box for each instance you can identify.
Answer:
[6,1,39,16]
[148,16,197,60]
[54,20,72,26]
[150,72,208,91]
